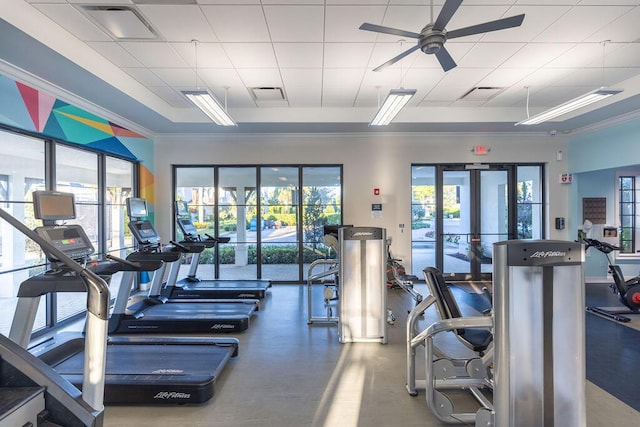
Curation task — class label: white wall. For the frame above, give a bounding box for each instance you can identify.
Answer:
[154,132,568,272]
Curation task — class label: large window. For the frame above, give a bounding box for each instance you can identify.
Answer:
[618,175,636,254]
[0,128,136,337]
[0,133,46,336]
[173,165,343,282]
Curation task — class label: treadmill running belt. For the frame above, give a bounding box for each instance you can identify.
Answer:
[139,302,255,318]
[54,344,234,404]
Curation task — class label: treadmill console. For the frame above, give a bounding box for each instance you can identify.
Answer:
[177,218,199,239]
[129,220,161,246]
[35,224,95,262]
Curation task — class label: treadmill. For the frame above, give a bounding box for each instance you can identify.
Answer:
[108,198,257,335]
[9,191,239,405]
[158,200,271,300]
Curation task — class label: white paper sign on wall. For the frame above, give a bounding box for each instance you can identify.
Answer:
[560,173,573,184]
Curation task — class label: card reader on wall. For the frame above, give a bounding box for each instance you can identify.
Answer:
[555,217,565,230]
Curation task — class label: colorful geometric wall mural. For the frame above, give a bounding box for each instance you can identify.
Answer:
[0,72,155,212]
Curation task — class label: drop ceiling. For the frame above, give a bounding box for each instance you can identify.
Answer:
[2,0,640,135]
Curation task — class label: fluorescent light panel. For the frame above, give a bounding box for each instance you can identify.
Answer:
[370,89,416,126]
[516,87,623,126]
[182,90,237,126]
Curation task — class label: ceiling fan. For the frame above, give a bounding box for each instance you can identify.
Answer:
[359,0,525,72]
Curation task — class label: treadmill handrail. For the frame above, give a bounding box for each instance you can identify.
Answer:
[0,206,109,413]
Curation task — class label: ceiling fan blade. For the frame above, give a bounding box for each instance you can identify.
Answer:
[447,14,525,40]
[433,0,463,31]
[435,46,457,72]
[359,23,421,39]
[372,45,420,72]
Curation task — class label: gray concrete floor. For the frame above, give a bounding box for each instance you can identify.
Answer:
[102,283,639,427]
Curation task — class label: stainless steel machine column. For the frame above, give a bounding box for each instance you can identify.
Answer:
[338,226,387,344]
[493,240,585,427]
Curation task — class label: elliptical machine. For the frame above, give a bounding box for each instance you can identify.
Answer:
[583,238,640,322]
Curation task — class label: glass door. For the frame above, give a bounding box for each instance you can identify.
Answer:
[441,165,511,281]
[412,164,543,281]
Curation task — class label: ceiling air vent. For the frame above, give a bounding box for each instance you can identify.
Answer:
[459,87,504,102]
[250,87,287,106]
[80,6,158,40]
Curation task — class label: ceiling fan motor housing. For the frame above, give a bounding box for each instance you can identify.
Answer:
[419,25,447,54]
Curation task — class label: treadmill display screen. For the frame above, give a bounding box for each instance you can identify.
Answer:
[178,218,198,236]
[176,200,189,217]
[33,191,76,221]
[130,220,160,244]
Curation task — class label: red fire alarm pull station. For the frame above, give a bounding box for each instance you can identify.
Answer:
[374,188,380,196]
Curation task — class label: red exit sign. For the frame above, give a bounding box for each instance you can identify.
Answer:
[473,145,489,155]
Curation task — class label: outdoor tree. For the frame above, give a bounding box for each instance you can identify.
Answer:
[303,186,328,248]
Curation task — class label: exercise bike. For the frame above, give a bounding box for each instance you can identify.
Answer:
[583,238,640,322]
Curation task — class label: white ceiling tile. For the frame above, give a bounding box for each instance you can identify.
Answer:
[585,7,640,44]
[273,43,323,68]
[262,0,324,4]
[120,42,188,68]
[517,67,576,87]
[325,6,388,43]
[137,5,217,42]
[149,68,196,87]
[280,68,322,107]
[359,68,407,93]
[170,42,233,68]
[483,86,530,108]
[122,67,167,86]
[545,43,602,68]
[327,0,394,4]
[146,86,191,108]
[197,0,260,4]
[65,0,131,3]
[379,6,430,40]
[354,86,387,108]
[513,1,579,4]
[209,86,256,109]
[457,43,525,68]
[500,43,575,68]
[425,85,475,102]
[222,43,279,68]
[236,69,283,88]
[578,0,639,5]
[437,67,492,88]
[477,68,537,87]
[33,4,111,42]
[88,42,143,67]
[323,68,366,106]
[200,5,270,43]
[533,6,633,43]
[605,43,640,68]
[264,5,324,42]
[403,67,446,90]
[324,43,375,68]
[196,69,245,93]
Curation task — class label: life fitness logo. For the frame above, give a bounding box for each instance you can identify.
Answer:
[530,251,566,258]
